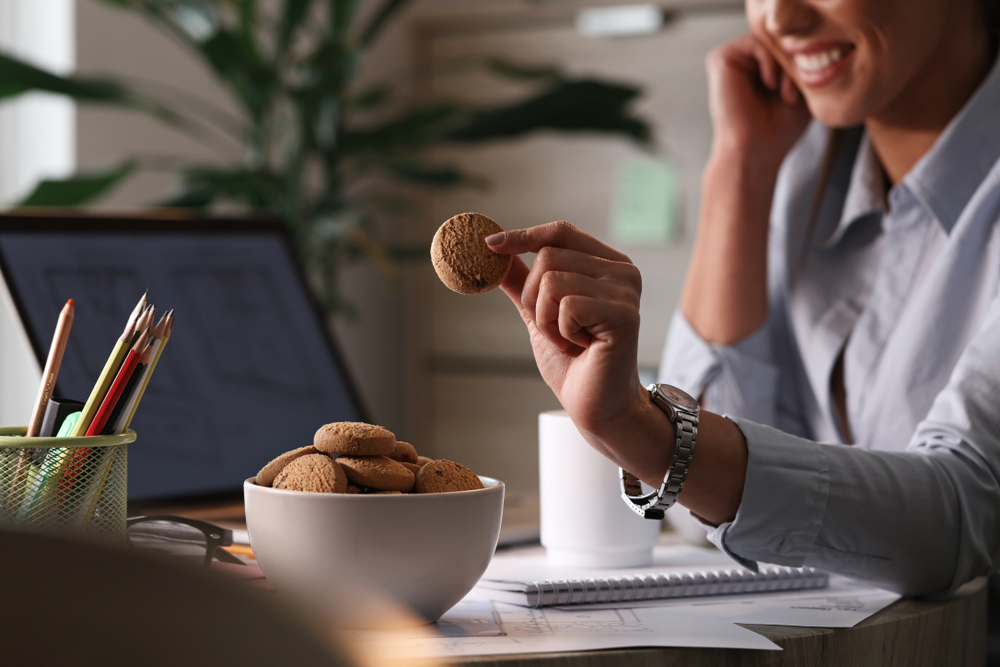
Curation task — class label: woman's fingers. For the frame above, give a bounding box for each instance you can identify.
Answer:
[522,245,640,325]
[534,270,640,352]
[487,220,630,264]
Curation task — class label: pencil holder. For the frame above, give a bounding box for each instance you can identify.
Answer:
[0,426,136,540]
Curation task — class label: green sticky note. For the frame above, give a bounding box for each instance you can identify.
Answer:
[610,157,681,246]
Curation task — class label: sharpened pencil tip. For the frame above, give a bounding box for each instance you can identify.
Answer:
[67,298,74,307]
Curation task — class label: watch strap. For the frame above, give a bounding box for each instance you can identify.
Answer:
[619,386,698,520]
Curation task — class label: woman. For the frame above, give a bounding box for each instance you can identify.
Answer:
[485,0,1000,596]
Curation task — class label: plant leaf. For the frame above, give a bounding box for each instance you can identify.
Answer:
[358,0,411,47]
[486,58,565,84]
[445,80,651,145]
[16,161,137,207]
[278,0,314,51]
[0,51,132,102]
[385,162,476,188]
[339,103,461,152]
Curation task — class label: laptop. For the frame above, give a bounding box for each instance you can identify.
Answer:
[0,214,366,500]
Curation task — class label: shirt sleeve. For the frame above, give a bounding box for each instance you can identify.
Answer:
[657,310,780,425]
[706,285,1000,596]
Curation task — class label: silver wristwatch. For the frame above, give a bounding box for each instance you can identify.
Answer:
[620,383,699,520]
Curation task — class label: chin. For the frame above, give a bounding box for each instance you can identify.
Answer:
[803,95,867,129]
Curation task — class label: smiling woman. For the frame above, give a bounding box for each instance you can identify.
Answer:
[481,0,1000,606]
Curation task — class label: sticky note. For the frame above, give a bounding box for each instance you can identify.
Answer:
[610,157,682,246]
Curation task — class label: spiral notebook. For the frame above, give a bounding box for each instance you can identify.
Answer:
[477,553,829,608]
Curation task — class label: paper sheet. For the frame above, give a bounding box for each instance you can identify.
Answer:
[342,598,780,658]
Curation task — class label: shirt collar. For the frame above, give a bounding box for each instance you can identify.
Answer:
[821,131,887,248]
[903,52,1000,234]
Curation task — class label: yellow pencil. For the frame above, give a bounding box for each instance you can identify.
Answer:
[70,293,145,437]
[122,310,172,430]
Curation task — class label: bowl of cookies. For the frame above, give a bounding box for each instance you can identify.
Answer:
[244,421,504,629]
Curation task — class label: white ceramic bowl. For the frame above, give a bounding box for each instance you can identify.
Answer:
[244,476,504,628]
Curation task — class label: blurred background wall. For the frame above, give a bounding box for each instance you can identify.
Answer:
[0,0,747,503]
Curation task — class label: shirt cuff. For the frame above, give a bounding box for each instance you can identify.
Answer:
[658,311,780,423]
[707,417,831,569]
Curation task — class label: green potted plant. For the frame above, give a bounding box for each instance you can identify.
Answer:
[0,0,649,317]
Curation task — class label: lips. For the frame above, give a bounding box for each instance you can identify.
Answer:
[788,43,856,87]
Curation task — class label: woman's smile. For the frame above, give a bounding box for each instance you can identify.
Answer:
[785,42,857,87]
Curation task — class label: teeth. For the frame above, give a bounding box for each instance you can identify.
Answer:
[794,47,845,73]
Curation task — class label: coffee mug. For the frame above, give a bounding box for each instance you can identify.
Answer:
[538,410,661,568]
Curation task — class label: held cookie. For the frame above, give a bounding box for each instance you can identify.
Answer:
[337,455,415,493]
[314,422,396,457]
[256,445,318,487]
[273,454,348,494]
[431,212,512,295]
[414,459,484,494]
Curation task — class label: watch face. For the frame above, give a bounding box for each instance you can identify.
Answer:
[656,385,699,411]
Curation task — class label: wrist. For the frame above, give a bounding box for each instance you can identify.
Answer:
[577,383,676,487]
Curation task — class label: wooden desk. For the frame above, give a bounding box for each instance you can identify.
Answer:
[450,581,987,667]
[144,498,988,667]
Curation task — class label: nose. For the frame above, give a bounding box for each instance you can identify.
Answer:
[752,0,816,36]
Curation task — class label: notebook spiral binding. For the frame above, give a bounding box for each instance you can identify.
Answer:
[522,566,829,608]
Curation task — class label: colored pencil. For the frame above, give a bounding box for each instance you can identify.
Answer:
[5,300,75,520]
[122,310,172,430]
[26,299,75,437]
[85,328,148,437]
[104,334,155,435]
[69,293,145,437]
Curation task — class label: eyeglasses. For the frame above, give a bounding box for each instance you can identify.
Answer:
[127,515,246,568]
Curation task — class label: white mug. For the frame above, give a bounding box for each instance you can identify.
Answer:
[538,410,661,568]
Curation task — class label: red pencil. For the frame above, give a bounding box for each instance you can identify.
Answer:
[85,328,149,437]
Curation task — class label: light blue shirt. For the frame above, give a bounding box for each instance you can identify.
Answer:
[659,56,1000,596]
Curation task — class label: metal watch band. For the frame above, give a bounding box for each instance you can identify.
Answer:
[619,384,698,520]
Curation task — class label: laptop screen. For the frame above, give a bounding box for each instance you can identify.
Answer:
[0,216,366,500]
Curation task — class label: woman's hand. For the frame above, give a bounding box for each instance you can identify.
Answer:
[707,33,811,166]
[487,221,750,522]
[682,34,812,345]
[486,221,670,475]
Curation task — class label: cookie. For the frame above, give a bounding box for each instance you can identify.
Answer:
[337,455,415,493]
[256,445,318,487]
[416,456,433,467]
[273,454,348,493]
[347,485,362,494]
[414,459,484,494]
[431,212,512,295]
[314,422,396,457]
[388,441,418,464]
[401,461,423,474]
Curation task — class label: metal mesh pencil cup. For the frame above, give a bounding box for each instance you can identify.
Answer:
[0,426,135,540]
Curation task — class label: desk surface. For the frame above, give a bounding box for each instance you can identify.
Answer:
[153,498,988,667]
[448,582,987,667]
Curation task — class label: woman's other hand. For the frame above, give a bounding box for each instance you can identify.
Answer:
[682,34,811,345]
[707,33,811,166]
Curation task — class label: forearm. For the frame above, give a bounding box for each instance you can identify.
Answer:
[681,146,781,344]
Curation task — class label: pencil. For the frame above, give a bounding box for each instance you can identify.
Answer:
[104,333,155,435]
[5,299,76,519]
[70,293,145,437]
[85,328,149,437]
[122,309,172,430]
[26,299,75,437]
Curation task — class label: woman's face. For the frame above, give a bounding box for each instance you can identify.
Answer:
[745,0,986,127]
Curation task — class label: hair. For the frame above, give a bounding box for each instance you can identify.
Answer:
[985,0,1000,53]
